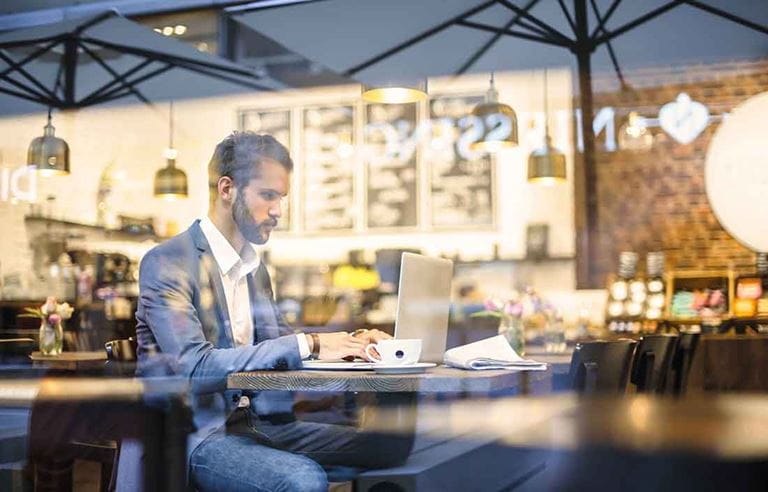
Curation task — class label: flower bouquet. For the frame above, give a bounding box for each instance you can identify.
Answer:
[18,296,74,355]
[471,288,557,355]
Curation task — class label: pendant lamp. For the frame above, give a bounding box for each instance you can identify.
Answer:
[153,101,188,200]
[27,108,70,176]
[361,77,427,104]
[528,69,566,185]
[469,72,518,152]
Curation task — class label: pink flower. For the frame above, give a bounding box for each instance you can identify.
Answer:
[47,313,61,325]
[41,296,57,315]
[504,302,523,317]
[484,297,505,312]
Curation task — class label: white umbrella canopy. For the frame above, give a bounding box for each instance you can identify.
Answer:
[232,0,768,87]
[0,10,282,114]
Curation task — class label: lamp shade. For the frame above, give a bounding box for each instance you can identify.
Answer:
[527,136,566,185]
[361,79,427,104]
[154,154,188,200]
[27,117,69,176]
[469,75,518,152]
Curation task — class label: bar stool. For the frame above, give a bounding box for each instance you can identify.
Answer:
[568,339,638,394]
[668,332,701,396]
[630,334,679,393]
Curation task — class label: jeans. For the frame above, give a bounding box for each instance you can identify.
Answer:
[190,413,413,491]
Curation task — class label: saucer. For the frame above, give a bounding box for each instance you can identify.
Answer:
[372,362,437,374]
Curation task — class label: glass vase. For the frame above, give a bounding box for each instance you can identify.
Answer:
[39,319,63,356]
[498,315,525,356]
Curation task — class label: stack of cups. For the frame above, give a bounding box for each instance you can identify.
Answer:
[618,252,639,279]
[647,251,665,278]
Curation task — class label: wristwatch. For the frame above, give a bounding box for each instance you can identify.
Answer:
[309,333,320,360]
[352,328,369,337]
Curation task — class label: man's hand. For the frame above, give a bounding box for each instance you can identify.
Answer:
[352,329,392,345]
[306,332,369,360]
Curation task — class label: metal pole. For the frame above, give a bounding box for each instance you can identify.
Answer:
[574,0,598,288]
[63,37,77,107]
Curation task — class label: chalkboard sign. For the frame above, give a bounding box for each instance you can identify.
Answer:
[364,103,418,229]
[238,108,292,231]
[427,95,494,228]
[302,105,356,232]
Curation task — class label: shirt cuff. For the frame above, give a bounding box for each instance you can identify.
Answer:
[296,333,311,360]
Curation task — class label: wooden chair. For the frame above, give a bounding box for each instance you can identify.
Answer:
[568,340,637,394]
[668,332,700,396]
[630,334,679,393]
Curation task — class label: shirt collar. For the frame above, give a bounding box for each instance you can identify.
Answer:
[199,217,261,277]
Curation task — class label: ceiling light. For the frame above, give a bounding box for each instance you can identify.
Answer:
[469,72,518,152]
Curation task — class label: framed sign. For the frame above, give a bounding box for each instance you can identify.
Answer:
[427,94,495,228]
[238,108,292,231]
[301,105,356,232]
[364,102,418,229]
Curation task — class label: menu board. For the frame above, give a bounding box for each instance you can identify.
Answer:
[238,108,292,231]
[364,103,418,229]
[302,105,356,232]
[427,95,494,228]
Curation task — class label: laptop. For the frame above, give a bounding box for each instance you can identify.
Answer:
[302,252,454,369]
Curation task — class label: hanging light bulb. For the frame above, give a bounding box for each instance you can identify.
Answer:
[618,111,653,151]
[153,101,188,200]
[28,108,70,176]
[361,77,427,104]
[528,69,566,185]
[469,72,518,152]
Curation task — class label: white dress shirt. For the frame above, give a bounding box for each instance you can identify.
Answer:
[199,217,310,358]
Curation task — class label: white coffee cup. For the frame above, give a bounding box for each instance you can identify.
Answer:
[365,339,422,365]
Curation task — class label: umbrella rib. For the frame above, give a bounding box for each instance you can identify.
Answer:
[81,37,259,79]
[588,0,628,90]
[496,0,572,43]
[557,0,577,34]
[0,50,59,100]
[344,0,498,76]
[0,85,51,105]
[79,58,155,105]
[171,60,273,91]
[77,41,152,106]
[455,0,541,76]
[0,74,55,106]
[82,62,172,105]
[457,20,570,47]
[0,38,61,79]
[589,0,622,39]
[682,0,768,35]
[593,0,685,46]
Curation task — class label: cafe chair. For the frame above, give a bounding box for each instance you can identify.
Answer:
[568,339,637,394]
[630,334,679,394]
[667,332,701,396]
[104,338,137,377]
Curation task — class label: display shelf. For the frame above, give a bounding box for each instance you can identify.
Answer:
[24,215,167,242]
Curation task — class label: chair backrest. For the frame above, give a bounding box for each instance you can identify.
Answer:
[104,338,137,362]
[568,339,637,394]
[0,338,36,364]
[668,332,700,396]
[630,334,679,393]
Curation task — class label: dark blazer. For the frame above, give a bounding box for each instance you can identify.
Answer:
[135,219,301,450]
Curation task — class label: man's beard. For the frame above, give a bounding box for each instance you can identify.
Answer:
[232,191,277,245]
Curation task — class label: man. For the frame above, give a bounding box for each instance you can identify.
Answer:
[135,132,401,491]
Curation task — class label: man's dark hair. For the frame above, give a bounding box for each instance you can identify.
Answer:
[208,132,293,193]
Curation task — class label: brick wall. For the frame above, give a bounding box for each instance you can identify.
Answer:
[586,59,767,285]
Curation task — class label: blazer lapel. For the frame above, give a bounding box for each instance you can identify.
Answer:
[190,220,235,348]
[248,264,279,342]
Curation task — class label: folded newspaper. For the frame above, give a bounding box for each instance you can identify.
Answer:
[443,335,547,371]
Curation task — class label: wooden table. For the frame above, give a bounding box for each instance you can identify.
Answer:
[30,351,107,371]
[228,365,552,395]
